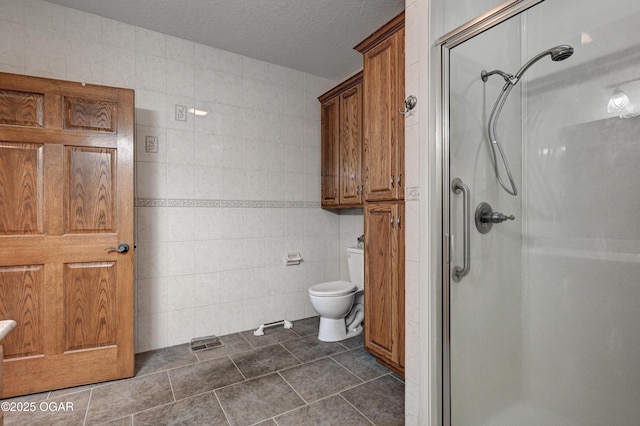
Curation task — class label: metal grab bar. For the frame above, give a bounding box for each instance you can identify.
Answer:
[451,178,470,282]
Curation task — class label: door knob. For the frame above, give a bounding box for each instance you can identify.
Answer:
[106,243,130,253]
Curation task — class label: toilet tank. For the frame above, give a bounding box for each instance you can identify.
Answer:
[346,247,364,288]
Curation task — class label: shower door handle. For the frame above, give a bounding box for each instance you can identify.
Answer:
[451,178,470,282]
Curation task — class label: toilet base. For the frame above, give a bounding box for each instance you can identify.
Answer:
[317,317,363,342]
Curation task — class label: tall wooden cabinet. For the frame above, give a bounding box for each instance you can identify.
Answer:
[355,12,406,376]
[319,72,363,209]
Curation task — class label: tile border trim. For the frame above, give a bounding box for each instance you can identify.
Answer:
[135,198,321,208]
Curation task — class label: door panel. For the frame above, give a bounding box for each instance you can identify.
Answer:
[365,203,394,353]
[0,265,44,359]
[362,29,404,202]
[320,97,339,206]
[0,89,44,127]
[64,97,117,133]
[64,261,117,352]
[364,201,404,372]
[339,85,362,205]
[395,28,405,201]
[0,72,134,398]
[66,147,115,233]
[0,142,44,234]
[447,18,525,424]
[363,38,394,200]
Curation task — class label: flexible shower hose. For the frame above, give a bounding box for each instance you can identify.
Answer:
[487,82,519,196]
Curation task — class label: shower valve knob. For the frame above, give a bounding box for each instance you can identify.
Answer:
[484,212,515,224]
[475,202,515,234]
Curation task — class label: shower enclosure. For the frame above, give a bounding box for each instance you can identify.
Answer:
[440,0,640,424]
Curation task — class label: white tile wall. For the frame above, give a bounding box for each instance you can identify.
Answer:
[405,0,425,424]
[0,0,342,353]
[339,210,365,280]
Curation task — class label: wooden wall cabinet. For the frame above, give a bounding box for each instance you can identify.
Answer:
[318,72,363,209]
[363,201,405,375]
[356,13,405,202]
[356,11,406,376]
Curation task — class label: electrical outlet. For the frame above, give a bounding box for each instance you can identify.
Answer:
[145,136,159,153]
[175,104,187,122]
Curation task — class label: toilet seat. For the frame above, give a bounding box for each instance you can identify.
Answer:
[308,281,357,297]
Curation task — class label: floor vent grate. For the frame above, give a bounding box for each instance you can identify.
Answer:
[190,335,222,352]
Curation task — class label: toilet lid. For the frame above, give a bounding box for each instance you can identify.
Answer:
[308,281,357,297]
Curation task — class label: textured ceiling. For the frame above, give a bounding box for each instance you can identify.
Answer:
[46,0,405,81]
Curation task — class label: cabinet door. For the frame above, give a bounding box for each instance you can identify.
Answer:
[396,28,405,201]
[363,30,404,202]
[396,202,405,370]
[339,84,362,205]
[320,97,339,207]
[364,201,404,373]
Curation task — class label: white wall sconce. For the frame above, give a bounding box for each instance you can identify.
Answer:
[607,87,637,119]
[607,88,629,113]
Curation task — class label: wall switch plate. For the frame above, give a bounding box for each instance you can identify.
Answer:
[175,104,187,122]
[145,136,159,153]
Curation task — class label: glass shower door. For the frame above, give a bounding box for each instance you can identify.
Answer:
[446,1,640,425]
[448,13,526,425]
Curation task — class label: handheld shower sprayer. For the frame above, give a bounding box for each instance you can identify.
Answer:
[480,45,574,196]
[514,45,574,80]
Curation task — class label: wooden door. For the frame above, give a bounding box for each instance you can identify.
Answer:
[339,84,363,206]
[364,201,404,375]
[0,72,134,397]
[362,28,405,202]
[320,97,339,207]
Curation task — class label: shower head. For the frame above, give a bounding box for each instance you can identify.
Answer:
[550,45,574,61]
[513,44,574,80]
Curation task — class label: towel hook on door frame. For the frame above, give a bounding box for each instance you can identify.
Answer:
[399,95,418,114]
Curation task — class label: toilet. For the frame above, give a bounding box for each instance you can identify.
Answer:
[308,247,364,342]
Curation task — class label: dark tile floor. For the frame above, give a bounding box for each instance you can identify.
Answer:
[3,317,405,425]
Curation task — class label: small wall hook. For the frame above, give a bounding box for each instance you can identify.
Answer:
[399,95,417,115]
